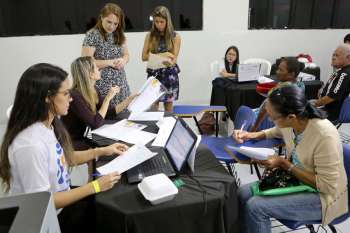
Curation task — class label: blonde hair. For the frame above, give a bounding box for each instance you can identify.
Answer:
[94,3,126,46]
[149,6,175,53]
[71,57,98,113]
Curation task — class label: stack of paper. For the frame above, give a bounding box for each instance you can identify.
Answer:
[97,145,157,175]
[226,145,275,160]
[151,117,177,147]
[91,119,156,145]
[146,53,168,70]
[128,77,165,119]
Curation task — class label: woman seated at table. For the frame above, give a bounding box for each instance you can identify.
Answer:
[248,56,305,131]
[62,56,137,150]
[0,63,129,233]
[232,85,347,233]
[218,45,240,78]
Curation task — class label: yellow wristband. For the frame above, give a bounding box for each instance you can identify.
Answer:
[91,180,101,193]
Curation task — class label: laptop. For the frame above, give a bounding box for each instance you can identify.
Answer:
[237,63,261,82]
[126,117,197,183]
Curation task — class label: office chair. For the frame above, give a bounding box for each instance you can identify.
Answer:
[336,96,350,129]
[243,58,272,76]
[278,143,350,233]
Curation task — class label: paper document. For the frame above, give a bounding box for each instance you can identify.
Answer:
[226,145,275,160]
[97,145,157,175]
[258,76,274,84]
[128,111,164,121]
[115,119,147,130]
[187,135,201,173]
[151,117,177,147]
[128,77,165,115]
[91,121,156,145]
[238,64,260,82]
[146,53,168,70]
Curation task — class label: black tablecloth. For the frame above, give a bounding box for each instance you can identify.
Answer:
[92,123,239,233]
[210,78,323,120]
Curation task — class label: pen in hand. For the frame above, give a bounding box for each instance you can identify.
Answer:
[238,120,247,140]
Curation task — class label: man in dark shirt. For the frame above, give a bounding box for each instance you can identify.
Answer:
[315,44,350,122]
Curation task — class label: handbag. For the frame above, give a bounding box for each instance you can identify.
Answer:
[198,112,215,135]
[251,167,317,196]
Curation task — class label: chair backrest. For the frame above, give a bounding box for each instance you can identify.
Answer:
[256,115,275,131]
[342,144,350,203]
[338,96,350,124]
[234,106,256,131]
[243,58,272,76]
[210,60,220,78]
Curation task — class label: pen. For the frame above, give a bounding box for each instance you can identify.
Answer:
[240,120,247,133]
[238,120,247,139]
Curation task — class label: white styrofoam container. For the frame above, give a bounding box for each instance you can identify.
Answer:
[138,173,178,205]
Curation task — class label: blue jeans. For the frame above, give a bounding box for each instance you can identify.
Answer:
[238,182,322,233]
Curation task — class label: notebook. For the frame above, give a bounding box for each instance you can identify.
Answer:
[237,63,261,82]
[126,118,197,183]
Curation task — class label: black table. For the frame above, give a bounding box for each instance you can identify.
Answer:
[92,123,240,233]
[211,78,323,120]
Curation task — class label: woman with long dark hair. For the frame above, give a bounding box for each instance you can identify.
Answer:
[0,63,128,233]
[233,85,347,233]
[219,45,239,78]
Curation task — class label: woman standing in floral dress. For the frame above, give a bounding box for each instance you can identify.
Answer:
[82,3,130,108]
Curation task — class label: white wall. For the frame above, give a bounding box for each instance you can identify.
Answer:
[0,0,347,123]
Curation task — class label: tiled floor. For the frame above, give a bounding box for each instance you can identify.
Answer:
[0,118,349,232]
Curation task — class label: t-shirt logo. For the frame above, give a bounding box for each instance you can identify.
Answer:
[55,142,70,190]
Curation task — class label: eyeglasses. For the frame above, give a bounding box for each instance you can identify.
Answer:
[56,89,72,98]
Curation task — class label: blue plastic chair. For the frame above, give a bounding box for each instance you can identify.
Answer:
[234,105,274,132]
[336,96,350,129]
[277,143,350,233]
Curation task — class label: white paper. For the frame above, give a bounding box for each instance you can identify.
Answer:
[127,77,165,114]
[187,135,201,173]
[97,145,157,175]
[128,112,164,121]
[146,53,168,70]
[91,121,157,145]
[151,117,177,147]
[226,145,275,160]
[115,119,147,130]
[258,76,274,84]
[238,64,260,82]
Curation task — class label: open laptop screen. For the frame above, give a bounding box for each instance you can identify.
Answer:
[165,119,195,171]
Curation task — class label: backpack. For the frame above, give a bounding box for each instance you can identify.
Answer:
[198,112,215,135]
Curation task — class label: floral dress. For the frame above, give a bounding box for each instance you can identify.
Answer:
[83,28,130,107]
[146,33,180,102]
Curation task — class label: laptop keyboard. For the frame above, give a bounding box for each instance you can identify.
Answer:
[127,154,175,183]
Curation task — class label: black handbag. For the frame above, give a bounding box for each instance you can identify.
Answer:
[259,167,300,191]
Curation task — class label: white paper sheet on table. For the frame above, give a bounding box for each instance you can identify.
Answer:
[97,145,157,175]
[226,145,275,160]
[91,121,156,145]
[128,111,164,121]
[128,77,165,115]
[151,117,177,147]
